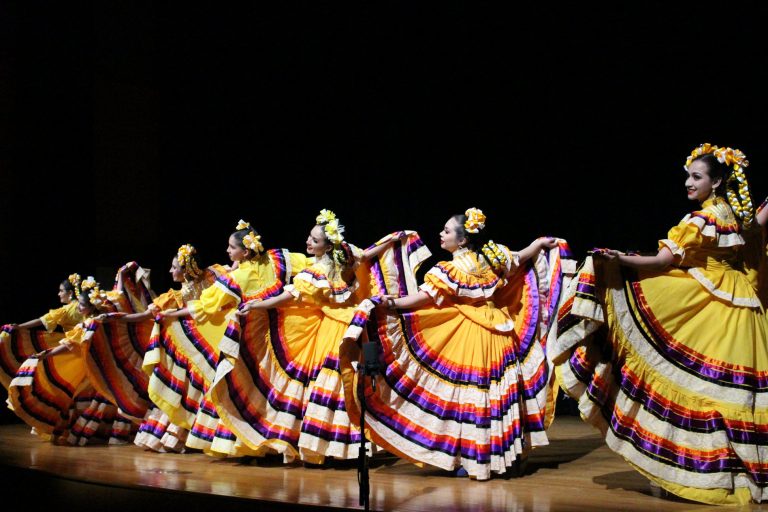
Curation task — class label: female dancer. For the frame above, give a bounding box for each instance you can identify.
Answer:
[148,221,306,455]
[551,144,768,504]
[0,274,83,390]
[129,244,225,452]
[214,209,416,464]
[8,277,136,444]
[340,207,570,480]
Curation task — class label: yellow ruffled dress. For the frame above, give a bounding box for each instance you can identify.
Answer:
[552,196,768,505]
[1,301,82,390]
[208,233,433,463]
[8,262,155,445]
[341,243,572,480]
[134,265,224,452]
[142,250,305,455]
[209,247,368,463]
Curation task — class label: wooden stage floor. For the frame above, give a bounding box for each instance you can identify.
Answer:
[0,417,762,511]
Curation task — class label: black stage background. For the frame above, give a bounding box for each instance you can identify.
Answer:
[1,3,766,378]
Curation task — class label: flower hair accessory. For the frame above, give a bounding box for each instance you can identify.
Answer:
[316,209,345,245]
[88,285,109,310]
[236,219,251,231]
[81,276,98,293]
[176,244,203,279]
[324,219,345,245]
[80,277,108,310]
[464,207,486,234]
[242,231,264,254]
[68,273,82,298]
[316,209,337,225]
[685,143,749,171]
[685,143,753,225]
[714,147,749,171]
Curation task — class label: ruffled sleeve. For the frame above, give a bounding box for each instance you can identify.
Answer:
[420,257,503,306]
[40,302,83,333]
[288,268,356,305]
[59,320,96,351]
[658,219,704,261]
[287,274,328,305]
[419,266,452,306]
[188,274,241,323]
[659,199,744,261]
[152,289,184,311]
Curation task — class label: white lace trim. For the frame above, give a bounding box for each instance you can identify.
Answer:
[659,238,685,259]
[687,267,761,308]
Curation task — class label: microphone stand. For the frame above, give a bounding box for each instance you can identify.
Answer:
[358,336,380,512]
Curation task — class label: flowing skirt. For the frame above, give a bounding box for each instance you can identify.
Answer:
[551,256,768,505]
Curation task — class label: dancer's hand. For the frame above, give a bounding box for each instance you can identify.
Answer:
[375,294,397,310]
[591,248,623,261]
[31,348,52,359]
[539,237,559,250]
[393,231,408,242]
[237,299,261,316]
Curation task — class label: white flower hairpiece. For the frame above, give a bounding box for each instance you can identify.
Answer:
[464,207,486,234]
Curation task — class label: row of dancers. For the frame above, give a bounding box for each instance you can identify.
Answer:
[2,142,767,505]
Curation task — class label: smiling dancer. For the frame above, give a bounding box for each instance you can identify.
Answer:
[552,144,768,504]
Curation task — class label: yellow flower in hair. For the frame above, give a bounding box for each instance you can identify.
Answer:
[714,147,749,171]
[236,219,251,230]
[177,244,194,262]
[464,207,486,234]
[88,286,108,308]
[81,276,98,291]
[324,218,345,245]
[176,244,203,278]
[243,231,264,253]
[685,143,750,172]
[69,273,82,299]
[68,273,81,287]
[316,209,337,225]
[685,143,718,169]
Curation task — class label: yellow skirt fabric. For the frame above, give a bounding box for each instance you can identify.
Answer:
[142,312,244,454]
[210,304,362,463]
[341,266,557,481]
[83,318,153,423]
[9,348,88,435]
[552,256,768,505]
[8,349,131,445]
[345,309,549,480]
[0,326,63,390]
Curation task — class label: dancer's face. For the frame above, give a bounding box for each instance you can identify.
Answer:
[306,225,331,257]
[685,160,721,203]
[169,257,184,283]
[58,284,72,304]
[439,217,464,253]
[227,235,248,263]
[77,295,95,317]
